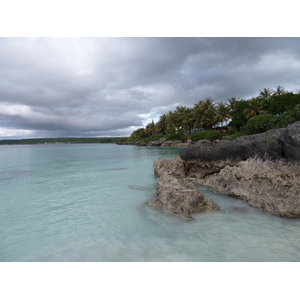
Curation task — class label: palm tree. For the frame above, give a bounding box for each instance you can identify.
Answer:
[202,108,217,129]
[273,85,286,96]
[156,114,168,134]
[202,97,215,111]
[191,104,205,131]
[174,105,187,129]
[166,110,176,132]
[175,106,193,134]
[201,98,216,129]
[145,121,157,137]
[227,97,239,113]
[259,87,273,100]
[215,103,231,127]
[244,97,266,119]
[192,98,216,130]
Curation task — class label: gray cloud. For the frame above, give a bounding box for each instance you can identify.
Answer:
[0,37,300,139]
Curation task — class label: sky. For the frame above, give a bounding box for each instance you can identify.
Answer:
[0,37,300,139]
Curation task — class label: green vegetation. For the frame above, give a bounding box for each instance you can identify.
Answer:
[129,86,300,142]
[245,113,277,134]
[0,137,128,145]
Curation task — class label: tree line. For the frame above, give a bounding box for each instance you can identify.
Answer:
[128,85,300,142]
[0,137,128,145]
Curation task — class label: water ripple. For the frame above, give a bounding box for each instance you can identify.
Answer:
[1,144,300,262]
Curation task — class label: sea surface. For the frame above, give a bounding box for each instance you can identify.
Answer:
[1,143,300,262]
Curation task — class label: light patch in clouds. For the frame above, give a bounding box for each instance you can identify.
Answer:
[0,37,300,139]
[0,127,33,138]
[253,52,300,84]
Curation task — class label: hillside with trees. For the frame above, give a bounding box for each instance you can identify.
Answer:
[128,86,300,142]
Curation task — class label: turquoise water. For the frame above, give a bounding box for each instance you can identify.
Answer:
[1,143,300,262]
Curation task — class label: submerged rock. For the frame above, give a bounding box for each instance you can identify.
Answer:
[148,174,220,220]
[232,206,248,212]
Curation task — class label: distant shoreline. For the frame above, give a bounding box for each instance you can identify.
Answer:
[0,137,128,145]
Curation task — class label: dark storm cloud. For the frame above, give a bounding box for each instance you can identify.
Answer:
[0,37,300,139]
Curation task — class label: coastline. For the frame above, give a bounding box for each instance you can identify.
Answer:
[117,138,192,147]
[151,121,300,219]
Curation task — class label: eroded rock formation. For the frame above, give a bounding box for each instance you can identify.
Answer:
[148,174,220,220]
[203,158,300,218]
[153,156,186,178]
[153,155,239,179]
[152,122,300,218]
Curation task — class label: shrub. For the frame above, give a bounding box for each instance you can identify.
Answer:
[166,132,185,142]
[128,128,148,141]
[166,128,186,142]
[150,134,165,141]
[275,104,300,128]
[268,93,300,115]
[226,128,238,135]
[245,113,277,133]
[229,100,248,131]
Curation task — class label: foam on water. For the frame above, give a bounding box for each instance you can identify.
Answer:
[1,143,300,262]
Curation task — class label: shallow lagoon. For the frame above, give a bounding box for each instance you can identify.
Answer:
[1,143,300,261]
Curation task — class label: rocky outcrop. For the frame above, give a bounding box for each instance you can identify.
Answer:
[281,121,300,160]
[141,139,191,147]
[152,122,300,218]
[183,158,239,178]
[180,122,300,161]
[154,156,186,178]
[117,138,192,147]
[203,158,300,218]
[161,140,191,147]
[116,141,139,145]
[146,139,167,146]
[148,174,220,220]
[153,155,239,179]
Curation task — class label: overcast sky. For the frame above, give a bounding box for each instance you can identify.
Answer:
[0,37,300,139]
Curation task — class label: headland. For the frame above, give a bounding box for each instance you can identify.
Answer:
[151,121,300,219]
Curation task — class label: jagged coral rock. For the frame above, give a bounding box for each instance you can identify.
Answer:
[148,174,220,220]
[153,156,186,178]
[203,158,300,218]
[153,122,300,218]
